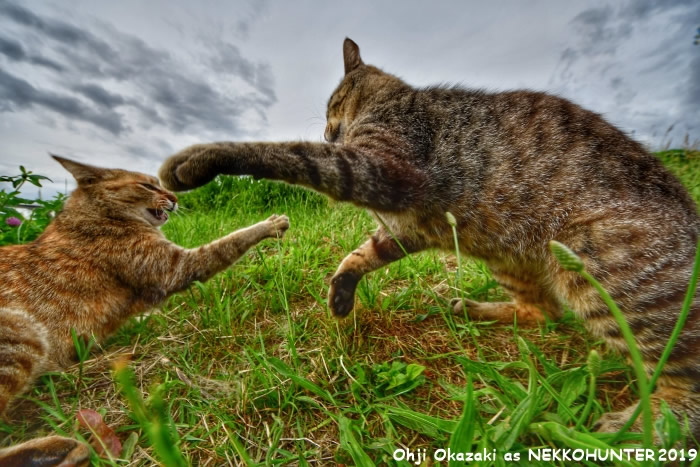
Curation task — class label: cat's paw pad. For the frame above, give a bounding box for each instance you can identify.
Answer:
[329,272,359,317]
[0,435,90,467]
[266,214,290,237]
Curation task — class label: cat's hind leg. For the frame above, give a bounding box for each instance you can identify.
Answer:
[0,312,89,465]
[0,309,49,414]
[452,266,561,324]
[0,435,90,467]
[329,228,425,317]
[594,384,700,440]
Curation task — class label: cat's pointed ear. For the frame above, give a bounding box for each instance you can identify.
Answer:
[51,154,106,185]
[343,37,363,75]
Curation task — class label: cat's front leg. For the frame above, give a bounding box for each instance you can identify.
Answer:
[167,214,290,293]
[330,229,424,317]
[200,213,290,269]
[159,141,427,212]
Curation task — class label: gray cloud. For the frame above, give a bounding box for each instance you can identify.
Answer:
[619,0,698,21]
[71,83,126,109]
[230,0,269,40]
[558,0,697,76]
[0,34,63,71]
[686,54,700,114]
[0,69,126,134]
[0,1,276,142]
[551,0,699,145]
[210,42,277,104]
[0,2,117,63]
[570,6,632,56]
[0,35,24,60]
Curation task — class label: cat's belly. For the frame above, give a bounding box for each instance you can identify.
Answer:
[371,209,542,263]
[371,210,454,250]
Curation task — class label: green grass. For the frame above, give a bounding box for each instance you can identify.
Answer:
[2,150,699,465]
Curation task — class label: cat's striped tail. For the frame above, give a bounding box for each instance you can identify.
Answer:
[0,309,48,414]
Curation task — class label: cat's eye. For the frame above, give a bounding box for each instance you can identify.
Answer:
[140,183,158,191]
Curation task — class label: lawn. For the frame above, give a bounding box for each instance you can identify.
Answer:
[1,150,699,465]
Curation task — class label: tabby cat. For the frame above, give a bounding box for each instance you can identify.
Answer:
[0,156,289,465]
[159,39,700,437]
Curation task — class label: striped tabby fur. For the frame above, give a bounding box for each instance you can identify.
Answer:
[159,39,700,438]
[0,156,289,464]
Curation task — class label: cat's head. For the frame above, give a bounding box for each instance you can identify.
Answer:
[325,38,403,144]
[52,155,178,227]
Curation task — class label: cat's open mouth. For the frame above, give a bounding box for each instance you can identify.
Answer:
[147,208,169,222]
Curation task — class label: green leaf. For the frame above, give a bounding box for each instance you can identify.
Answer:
[448,375,477,467]
[655,400,681,448]
[120,432,140,461]
[404,363,425,380]
[549,240,584,272]
[381,406,457,438]
[113,364,187,467]
[338,416,375,467]
[267,356,337,405]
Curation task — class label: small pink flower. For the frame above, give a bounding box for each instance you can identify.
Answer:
[5,217,21,227]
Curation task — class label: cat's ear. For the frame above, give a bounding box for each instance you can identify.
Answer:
[343,37,363,75]
[51,154,106,185]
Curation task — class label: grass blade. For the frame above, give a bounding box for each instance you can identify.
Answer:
[448,375,477,466]
[267,356,337,405]
[381,405,458,438]
[338,416,375,467]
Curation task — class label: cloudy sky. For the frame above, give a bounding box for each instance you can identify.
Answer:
[1,0,698,198]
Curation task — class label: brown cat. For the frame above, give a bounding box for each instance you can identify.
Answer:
[158,39,700,439]
[0,156,289,465]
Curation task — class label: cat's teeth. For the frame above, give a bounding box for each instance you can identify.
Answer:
[147,208,168,222]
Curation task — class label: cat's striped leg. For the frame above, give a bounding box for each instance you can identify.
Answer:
[329,229,425,317]
[0,312,88,465]
[0,309,48,414]
[164,214,290,295]
[452,267,561,324]
[551,222,700,439]
[0,435,90,467]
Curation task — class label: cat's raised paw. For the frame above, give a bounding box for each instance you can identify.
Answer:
[266,214,290,238]
[159,144,219,192]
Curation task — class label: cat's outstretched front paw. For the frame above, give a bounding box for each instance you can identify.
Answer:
[265,214,290,238]
[159,144,223,191]
[329,272,360,317]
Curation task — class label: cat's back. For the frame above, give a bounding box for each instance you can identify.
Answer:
[420,87,698,220]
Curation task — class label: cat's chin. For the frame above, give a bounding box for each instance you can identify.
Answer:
[145,208,169,226]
